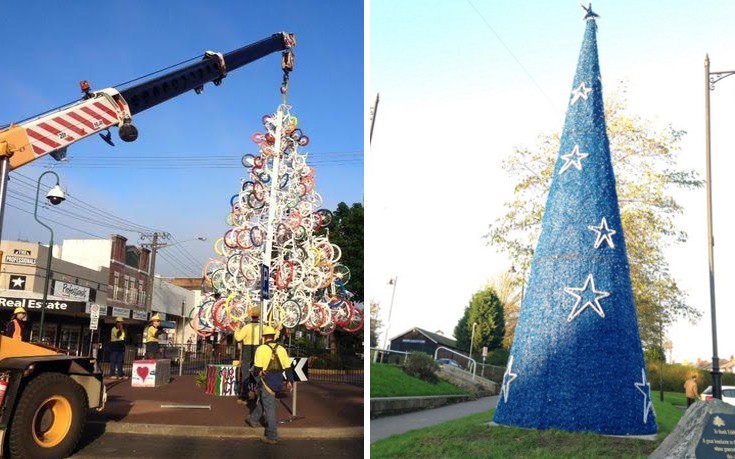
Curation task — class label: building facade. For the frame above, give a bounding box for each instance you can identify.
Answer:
[0,240,109,354]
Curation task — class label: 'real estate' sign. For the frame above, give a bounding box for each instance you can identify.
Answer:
[53,280,90,301]
[0,296,85,314]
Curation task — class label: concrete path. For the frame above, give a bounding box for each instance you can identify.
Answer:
[370,395,499,444]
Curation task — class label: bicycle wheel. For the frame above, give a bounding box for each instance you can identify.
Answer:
[280,300,302,328]
[342,303,363,333]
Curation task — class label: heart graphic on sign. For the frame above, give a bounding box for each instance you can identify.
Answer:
[136,366,149,381]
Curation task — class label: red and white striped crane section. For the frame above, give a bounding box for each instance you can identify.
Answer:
[1,88,131,170]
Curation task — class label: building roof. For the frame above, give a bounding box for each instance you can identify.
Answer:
[390,326,459,349]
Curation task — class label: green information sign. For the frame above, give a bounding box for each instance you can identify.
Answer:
[696,413,735,458]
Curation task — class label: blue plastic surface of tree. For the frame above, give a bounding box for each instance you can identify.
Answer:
[492,9,657,435]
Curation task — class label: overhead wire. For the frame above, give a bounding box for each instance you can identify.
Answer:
[465,0,558,111]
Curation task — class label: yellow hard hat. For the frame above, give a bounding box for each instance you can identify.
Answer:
[13,307,26,315]
[150,314,161,321]
[262,325,277,336]
[115,317,124,322]
[249,305,261,318]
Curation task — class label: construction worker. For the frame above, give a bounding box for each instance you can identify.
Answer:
[4,307,28,341]
[245,325,293,445]
[109,317,127,379]
[145,314,164,359]
[234,307,281,401]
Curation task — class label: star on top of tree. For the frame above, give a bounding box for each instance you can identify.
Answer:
[580,3,599,21]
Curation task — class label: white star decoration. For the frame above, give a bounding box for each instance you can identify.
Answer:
[500,356,518,404]
[634,368,654,424]
[588,217,616,249]
[564,273,610,322]
[570,82,592,105]
[10,277,25,288]
[559,145,589,175]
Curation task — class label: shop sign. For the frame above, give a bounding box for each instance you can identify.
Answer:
[112,307,131,319]
[132,310,148,320]
[53,280,90,301]
[0,296,85,314]
[85,303,107,316]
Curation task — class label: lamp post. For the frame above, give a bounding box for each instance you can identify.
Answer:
[703,55,735,400]
[381,277,398,351]
[469,322,478,363]
[34,171,66,343]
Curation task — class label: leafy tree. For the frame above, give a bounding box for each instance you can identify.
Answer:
[467,287,505,353]
[485,91,703,350]
[453,306,471,352]
[321,202,364,302]
[370,301,382,347]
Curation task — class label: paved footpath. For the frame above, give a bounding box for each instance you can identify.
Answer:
[370,395,498,444]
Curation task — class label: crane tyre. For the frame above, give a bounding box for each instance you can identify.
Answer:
[7,372,87,459]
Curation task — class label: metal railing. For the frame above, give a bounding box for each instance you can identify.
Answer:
[97,343,363,386]
[370,347,410,364]
[434,346,477,379]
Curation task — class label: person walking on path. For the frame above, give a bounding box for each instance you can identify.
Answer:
[145,314,164,359]
[4,307,28,341]
[685,374,699,408]
[109,317,127,379]
[245,325,293,445]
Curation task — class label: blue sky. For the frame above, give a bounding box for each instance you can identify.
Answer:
[369,1,735,363]
[1,1,363,277]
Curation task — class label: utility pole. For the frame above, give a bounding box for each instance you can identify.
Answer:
[141,231,171,315]
[370,93,380,144]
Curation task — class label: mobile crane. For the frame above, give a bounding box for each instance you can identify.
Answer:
[0,31,295,458]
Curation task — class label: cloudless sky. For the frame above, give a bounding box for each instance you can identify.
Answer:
[1,1,363,278]
[369,1,735,364]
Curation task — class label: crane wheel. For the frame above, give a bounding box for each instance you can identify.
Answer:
[7,372,87,459]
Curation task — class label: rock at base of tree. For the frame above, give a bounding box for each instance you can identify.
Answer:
[650,399,735,459]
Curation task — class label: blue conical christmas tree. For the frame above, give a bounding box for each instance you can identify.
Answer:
[492,5,657,436]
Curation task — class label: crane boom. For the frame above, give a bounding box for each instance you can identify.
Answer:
[0,31,294,241]
[0,32,294,171]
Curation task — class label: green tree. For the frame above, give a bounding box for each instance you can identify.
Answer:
[467,286,505,353]
[453,306,471,352]
[370,301,382,348]
[321,202,364,302]
[485,91,703,350]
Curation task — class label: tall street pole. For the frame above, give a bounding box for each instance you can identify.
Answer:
[382,277,398,351]
[34,171,63,343]
[145,232,159,315]
[703,54,735,400]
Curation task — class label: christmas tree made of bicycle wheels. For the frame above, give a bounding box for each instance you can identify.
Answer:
[492,6,657,436]
[191,104,362,340]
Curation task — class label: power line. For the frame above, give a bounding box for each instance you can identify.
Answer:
[465,0,558,111]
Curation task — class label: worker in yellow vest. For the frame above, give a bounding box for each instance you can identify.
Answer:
[145,314,164,359]
[109,317,127,379]
[4,307,28,341]
[245,326,293,445]
[234,307,281,401]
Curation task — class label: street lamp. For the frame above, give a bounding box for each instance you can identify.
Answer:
[381,277,398,351]
[34,171,66,343]
[703,55,735,400]
[469,321,478,362]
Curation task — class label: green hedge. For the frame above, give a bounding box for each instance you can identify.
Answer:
[646,362,735,394]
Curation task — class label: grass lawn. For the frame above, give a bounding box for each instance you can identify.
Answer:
[371,391,687,458]
[371,363,466,398]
